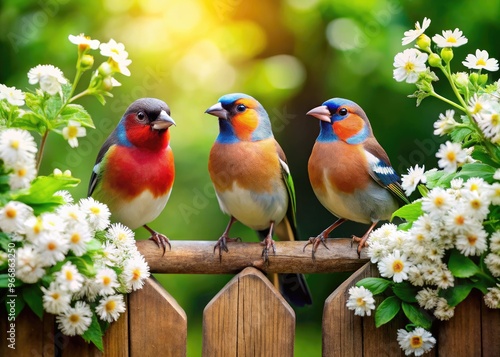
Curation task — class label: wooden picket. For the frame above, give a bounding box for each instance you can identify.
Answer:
[2,239,499,356]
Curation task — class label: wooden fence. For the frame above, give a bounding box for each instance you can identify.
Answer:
[1,239,500,356]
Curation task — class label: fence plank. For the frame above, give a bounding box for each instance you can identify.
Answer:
[137,239,368,274]
[437,290,482,356]
[1,306,46,357]
[481,295,500,356]
[203,267,295,357]
[129,276,187,357]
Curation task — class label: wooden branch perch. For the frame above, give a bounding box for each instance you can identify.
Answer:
[136,238,369,274]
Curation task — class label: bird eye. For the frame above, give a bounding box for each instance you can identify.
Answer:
[339,108,348,116]
[236,104,246,112]
[137,111,146,121]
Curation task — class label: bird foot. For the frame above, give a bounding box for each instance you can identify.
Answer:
[303,235,329,261]
[149,232,171,257]
[213,235,241,261]
[260,236,276,265]
[351,235,368,258]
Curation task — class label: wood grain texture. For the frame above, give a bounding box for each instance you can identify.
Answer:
[481,294,500,357]
[129,276,187,357]
[137,239,368,274]
[203,267,295,357]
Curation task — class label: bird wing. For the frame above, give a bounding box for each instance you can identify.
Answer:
[363,137,409,204]
[87,132,120,197]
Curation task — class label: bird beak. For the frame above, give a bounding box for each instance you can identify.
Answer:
[306,105,331,123]
[205,102,228,120]
[151,110,176,130]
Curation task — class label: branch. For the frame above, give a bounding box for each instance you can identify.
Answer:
[136,238,369,274]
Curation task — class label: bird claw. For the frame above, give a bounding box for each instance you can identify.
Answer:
[303,235,329,261]
[260,237,276,265]
[149,233,171,257]
[351,235,367,258]
[213,235,241,262]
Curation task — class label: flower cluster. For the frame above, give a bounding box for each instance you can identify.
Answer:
[0,35,145,351]
[347,18,500,356]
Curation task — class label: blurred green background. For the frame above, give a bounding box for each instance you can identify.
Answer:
[2,0,500,354]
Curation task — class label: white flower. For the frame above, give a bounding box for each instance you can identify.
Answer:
[57,204,86,226]
[100,39,132,76]
[461,190,490,219]
[462,49,499,71]
[16,245,47,283]
[106,223,135,250]
[393,49,429,83]
[432,265,454,289]
[0,84,25,106]
[366,240,389,264]
[432,29,468,48]
[73,278,101,302]
[0,129,37,166]
[490,231,500,254]
[397,328,436,356]
[122,254,150,291]
[422,187,454,217]
[434,109,457,136]
[346,286,376,316]
[66,223,92,256]
[41,282,72,314]
[468,93,494,115]
[8,160,37,190]
[95,267,119,295]
[434,298,455,320]
[56,301,92,336]
[55,190,74,204]
[402,17,431,46]
[401,164,427,196]
[27,64,67,96]
[35,232,69,265]
[489,183,500,205]
[476,103,500,141]
[378,250,411,283]
[55,262,84,292]
[416,288,439,310]
[62,120,86,148]
[456,227,488,256]
[68,33,100,50]
[443,207,475,234]
[407,265,425,286]
[101,241,119,265]
[95,294,126,323]
[484,253,500,277]
[79,197,111,231]
[436,141,467,172]
[484,285,500,308]
[0,201,33,233]
[110,57,132,77]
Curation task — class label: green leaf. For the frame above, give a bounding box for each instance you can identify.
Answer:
[356,277,392,295]
[22,284,44,319]
[391,201,423,222]
[401,302,432,329]
[448,249,480,278]
[82,313,104,351]
[375,296,401,327]
[455,163,496,182]
[9,111,46,132]
[59,104,95,129]
[450,126,473,143]
[68,255,96,277]
[439,281,474,307]
[11,175,80,209]
[392,282,418,303]
[0,274,23,288]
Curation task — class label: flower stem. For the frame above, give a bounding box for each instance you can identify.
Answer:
[429,91,465,112]
[36,130,49,172]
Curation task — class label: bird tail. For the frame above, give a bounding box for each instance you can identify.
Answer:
[257,217,313,307]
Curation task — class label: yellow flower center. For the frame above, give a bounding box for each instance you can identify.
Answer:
[492,113,499,126]
[103,276,111,286]
[470,183,478,191]
[10,140,19,149]
[118,232,126,241]
[410,336,423,348]
[447,36,457,43]
[5,207,17,219]
[71,233,81,244]
[69,314,80,324]
[446,151,456,161]
[65,270,74,281]
[392,259,404,273]
[434,196,445,207]
[51,292,60,300]
[47,242,56,251]
[105,300,117,312]
[356,297,365,306]
[473,102,482,114]
[476,58,487,66]
[416,234,425,242]
[467,234,478,246]
[470,199,481,209]
[69,212,78,220]
[132,268,141,281]
[33,220,43,234]
[405,62,415,72]
[67,125,79,139]
[455,215,465,225]
[90,206,100,215]
[17,168,27,177]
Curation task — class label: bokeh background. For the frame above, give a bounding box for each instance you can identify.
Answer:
[2,0,500,354]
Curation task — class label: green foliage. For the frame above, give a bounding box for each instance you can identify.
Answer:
[375,296,401,328]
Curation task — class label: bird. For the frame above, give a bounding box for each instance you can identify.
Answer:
[88,98,175,255]
[205,93,312,307]
[304,98,409,258]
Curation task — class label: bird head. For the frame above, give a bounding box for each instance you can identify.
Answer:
[119,98,175,150]
[205,93,273,142]
[306,98,373,144]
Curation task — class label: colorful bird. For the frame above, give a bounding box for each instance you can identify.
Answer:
[304,98,409,258]
[88,98,175,255]
[206,93,312,306]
